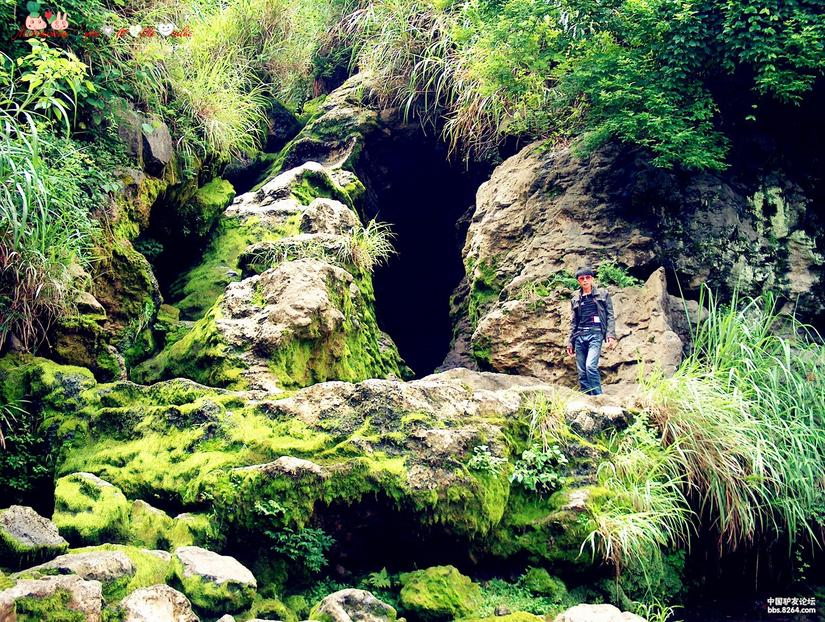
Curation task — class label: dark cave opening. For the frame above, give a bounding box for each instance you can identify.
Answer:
[358,128,491,378]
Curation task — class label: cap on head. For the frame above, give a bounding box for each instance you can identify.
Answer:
[575,266,595,278]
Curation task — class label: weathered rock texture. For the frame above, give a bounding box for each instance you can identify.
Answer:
[1,355,641,581]
[136,161,408,391]
[119,584,198,622]
[448,142,824,385]
[0,505,68,565]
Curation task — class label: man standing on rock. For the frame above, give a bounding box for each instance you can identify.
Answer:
[566,266,616,395]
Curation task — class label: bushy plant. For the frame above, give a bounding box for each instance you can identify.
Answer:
[345,0,824,168]
[640,288,825,550]
[467,444,506,474]
[0,113,99,350]
[510,443,569,495]
[596,263,642,288]
[337,219,397,274]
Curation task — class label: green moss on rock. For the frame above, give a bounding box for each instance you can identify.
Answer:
[132,302,248,389]
[53,473,130,546]
[398,566,482,621]
[72,544,174,603]
[176,178,236,245]
[170,213,302,321]
[14,589,87,622]
[521,568,567,601]
[171,552,256,613]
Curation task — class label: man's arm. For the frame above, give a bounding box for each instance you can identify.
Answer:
[605,290,616,342]
[567,298,578,355]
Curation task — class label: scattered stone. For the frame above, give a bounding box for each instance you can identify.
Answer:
[554,603,646,622]
[0,505,68,565]
[119,584,198,622]
[494,605,512,616]
[309,588,397,622]
[0,574,102,621]
[172,546,256,613]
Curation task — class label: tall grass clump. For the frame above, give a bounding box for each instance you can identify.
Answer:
[640,288,825,550]
[584,415,693,577]
[0,113,98,350]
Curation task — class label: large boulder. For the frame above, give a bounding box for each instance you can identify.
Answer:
[53,473,130,546]
[309,588,397,622]
[136,162,408,391]
[554,603,646,622]
[448,141,825,382]
[0,506,68,566]
[172,546,256,613]
[118,584,198,622]
[0,574,103,621]
[398,565,482,621]
[32,550,135,584]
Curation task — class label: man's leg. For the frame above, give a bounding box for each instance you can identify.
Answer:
[574,336,590,393]
[585,336,603,395]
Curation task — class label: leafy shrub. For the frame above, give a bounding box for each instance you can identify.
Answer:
[254,499,334,574]
[596,263,642,288]
[509,443,568,495]
[467,444,506,474]
[475,577,566,617]
[0,399,53,510]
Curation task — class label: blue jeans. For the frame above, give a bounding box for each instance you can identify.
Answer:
[575,328,603,395]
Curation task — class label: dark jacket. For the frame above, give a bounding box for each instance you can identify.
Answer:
[568,287,616,346]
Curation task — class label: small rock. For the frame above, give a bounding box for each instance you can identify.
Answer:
[0,574,102,621]
[554,603,646,622]
[0,505,68,565]
[309,588,397,622]
[120,584,198,622]
[494,605,512,616]
[173,546,256,613]
[216,616,235,622]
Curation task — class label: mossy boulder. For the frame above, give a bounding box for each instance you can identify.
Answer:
[0,575,103,621]
[521,568,568,602]
[128,500,199,550]
[69,544,174,603]
[168,162,352,321]
[245,595,298,622]
[0,506,68,567]
[398,565,482,621]
[172,546,257,613]
[53,473,130,546]
[164,177,236,249]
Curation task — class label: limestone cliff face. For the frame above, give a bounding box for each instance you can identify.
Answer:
[447,142,824,386]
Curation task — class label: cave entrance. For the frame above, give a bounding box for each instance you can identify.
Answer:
[360,128,490,378]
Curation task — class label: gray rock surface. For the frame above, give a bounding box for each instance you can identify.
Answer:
[447,141,824,381]
[173,546,256,612]
[554,603,646,622]
[32,550,135,583]
[119,584,198,622]
[310,588,397,622]
[0,505,68,562]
